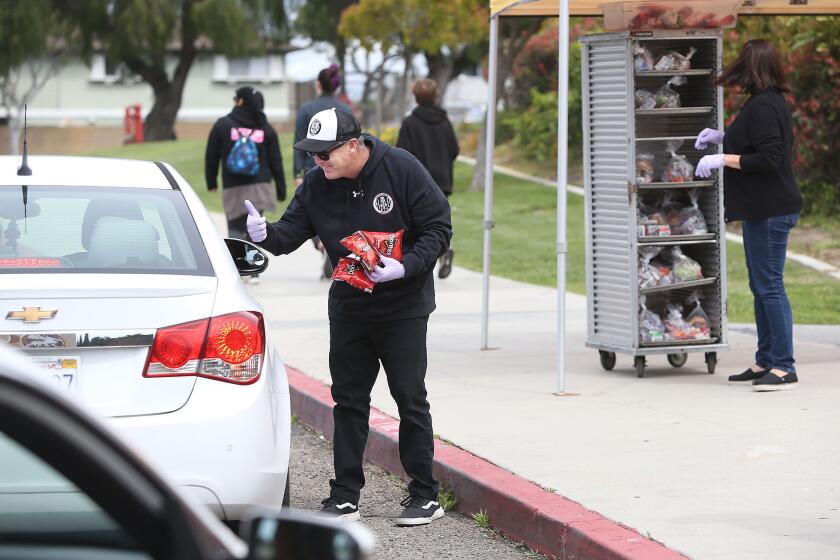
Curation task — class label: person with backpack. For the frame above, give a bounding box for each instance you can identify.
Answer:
[205,86,287,275]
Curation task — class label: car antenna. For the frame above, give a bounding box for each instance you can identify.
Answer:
[17,104,32,177]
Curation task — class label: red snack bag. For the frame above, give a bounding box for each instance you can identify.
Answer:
[339,231,380,271]
[332,256,375,294]
[363,230,404,262]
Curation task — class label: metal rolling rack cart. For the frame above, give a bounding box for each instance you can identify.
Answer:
[580,29,728,378]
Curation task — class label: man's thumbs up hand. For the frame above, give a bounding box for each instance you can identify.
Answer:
[243,200,267,242]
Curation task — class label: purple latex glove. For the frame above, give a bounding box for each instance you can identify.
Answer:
[694,128,725,150]
[367,255,405,283]
[244,200,267,242]
[695,154,725,178]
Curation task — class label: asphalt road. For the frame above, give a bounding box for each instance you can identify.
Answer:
[289,422,544,560]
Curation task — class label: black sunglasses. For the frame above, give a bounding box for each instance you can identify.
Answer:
[309,141,348,161]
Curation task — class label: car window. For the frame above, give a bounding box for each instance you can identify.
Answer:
[0,187,212,276]
[0,431,145,554]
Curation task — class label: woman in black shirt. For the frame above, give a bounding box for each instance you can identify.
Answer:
[694,39,802,391]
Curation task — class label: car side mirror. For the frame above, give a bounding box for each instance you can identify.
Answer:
[225,238,268,277]
[243,510,374,560]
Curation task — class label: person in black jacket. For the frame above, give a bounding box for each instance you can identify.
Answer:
[397,78,459,279]
[205,86,286,250]
[694,39,802,391]
[245,108,451,526]
[294,65,353,279]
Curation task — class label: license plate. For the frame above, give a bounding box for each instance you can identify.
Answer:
[30,356,79,392]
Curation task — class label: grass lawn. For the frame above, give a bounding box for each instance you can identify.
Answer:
[86,139,840,324]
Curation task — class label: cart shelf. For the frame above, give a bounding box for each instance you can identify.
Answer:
[638,180,715,190]
[639,277,717,295]
[635,69,715,77]
[640,337,718,348]
[636,107,713,116]
[638,234,717,245]
[636,135,698,142]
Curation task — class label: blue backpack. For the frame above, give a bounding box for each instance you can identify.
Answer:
[226,121,260,176]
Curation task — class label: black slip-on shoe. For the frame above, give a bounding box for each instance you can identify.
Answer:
[317,497,360,521]
[395,495,444,526]
[728,368,768,383]
[753,372,798,392]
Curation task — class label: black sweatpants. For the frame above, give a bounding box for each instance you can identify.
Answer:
[328,316,438,504]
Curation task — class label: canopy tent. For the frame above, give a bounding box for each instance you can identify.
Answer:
[481,0,840,394]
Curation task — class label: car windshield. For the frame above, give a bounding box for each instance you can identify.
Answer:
[0,186,212,275]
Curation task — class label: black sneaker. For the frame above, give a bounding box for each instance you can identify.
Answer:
[753,372,798,392]
[317,497,360,521]
[438,249,454,279]
[728,368,767,383]
[395,495,444,526]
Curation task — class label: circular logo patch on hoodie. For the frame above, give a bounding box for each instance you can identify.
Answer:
[373,193,394,214]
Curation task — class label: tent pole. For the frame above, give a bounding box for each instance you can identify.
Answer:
[555,0,570,393]
[481,14,500,350]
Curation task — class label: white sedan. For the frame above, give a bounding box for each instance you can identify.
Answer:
[0,155,290,522]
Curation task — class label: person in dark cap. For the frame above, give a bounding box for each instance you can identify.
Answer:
[244,108,452,527]
[205,86,286,283]
[293,64,353,279]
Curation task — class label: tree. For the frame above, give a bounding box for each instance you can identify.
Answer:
[60,0,289,141]
[291,0,358,89]
[0,0,70,154]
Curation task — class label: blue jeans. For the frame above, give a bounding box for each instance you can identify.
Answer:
[742,214,798,374]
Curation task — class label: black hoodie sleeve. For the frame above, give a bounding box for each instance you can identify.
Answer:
[258,185,316,256]
[396,117,415,155]
[204,120,223,189]
[447,120,460,161]
[401,158,453,278]
[265,126,287,201]
[293,106,309,179]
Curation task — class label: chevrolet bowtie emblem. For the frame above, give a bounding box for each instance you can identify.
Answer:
[6,307,58,323]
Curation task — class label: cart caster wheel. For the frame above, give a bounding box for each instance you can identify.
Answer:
[634,356,646,378]
[667,353,687,368]
[599,351,616,371]
[705,352,717,374]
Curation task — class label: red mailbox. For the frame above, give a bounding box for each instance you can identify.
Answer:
[124,104,144,144]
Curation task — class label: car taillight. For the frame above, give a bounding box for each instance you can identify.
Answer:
[143,311,264,385]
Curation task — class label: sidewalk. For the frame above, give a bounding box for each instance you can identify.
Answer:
[236,229,840,559]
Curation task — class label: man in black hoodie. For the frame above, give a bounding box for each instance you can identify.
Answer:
[205,86,286,246]
[397,78,460,279]
[245,108,451,526]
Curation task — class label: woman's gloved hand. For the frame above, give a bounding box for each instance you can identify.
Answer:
[367,256,405,283]
[695,154,726,178]
[694,128,725,150]
[243,200,267,242]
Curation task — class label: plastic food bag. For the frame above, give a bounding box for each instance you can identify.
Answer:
[362,230,404,262]
[661,141,694,182]
[636,152,655,184]
[654,76,687,108]
[669,190,708,235]
[633,43,655,72]
[340,231,380,271]
[638,203,670,237]
[668,246,703,282]
[634,88,656,110]
[638,246,663,288]
[686,292,711,339]
[653,47,697,72]
[664,303,692,340]
[332,256,375,293]
[639,296,666,343]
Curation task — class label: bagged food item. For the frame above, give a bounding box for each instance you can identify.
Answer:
[664,302,692,340]
[661,141,694,182]
[634,88,657,110]
[654,76,687,108]
[332,256,376,293]
[670,190,708,235]
[668,246,703,282]
[639,296,666,343]
[651,258,674,286]
[686,291,711,339]
[638,246,663,289]
[636,152,655,184]
[638,203,670,237]
[362,229,404,262]
[340,231,380,271]
[633,43,655,72]
[653,47,697,72]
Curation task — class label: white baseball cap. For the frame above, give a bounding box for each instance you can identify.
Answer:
[293,108,362,153]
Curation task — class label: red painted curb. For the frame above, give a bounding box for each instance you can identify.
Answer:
[287,366,688,560]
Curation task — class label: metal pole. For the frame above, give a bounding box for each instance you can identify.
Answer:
[555,0,570,393]
[481,14,500,350]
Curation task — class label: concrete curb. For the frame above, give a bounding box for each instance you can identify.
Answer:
[287,366,688,560]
